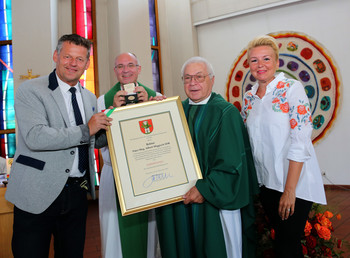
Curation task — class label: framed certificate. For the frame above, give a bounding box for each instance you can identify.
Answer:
[106,96,202,216]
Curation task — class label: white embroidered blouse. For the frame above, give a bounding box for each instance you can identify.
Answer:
[242,72,326,204]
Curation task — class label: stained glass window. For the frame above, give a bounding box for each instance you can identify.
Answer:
[0,0,14,160]
[151,49,160,91]
[148,0,162,93]
[73,0,100,184]
[149,0,157,47]
[74,0,96,95]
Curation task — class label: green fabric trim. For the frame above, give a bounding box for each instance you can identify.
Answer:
[105,108,116,117]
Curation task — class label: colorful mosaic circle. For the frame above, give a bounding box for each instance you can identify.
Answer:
[226,32,342,144]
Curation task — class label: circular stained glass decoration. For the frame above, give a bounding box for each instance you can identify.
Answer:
[226,31,342,144]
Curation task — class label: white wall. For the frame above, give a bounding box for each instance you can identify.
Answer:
[158,0,198,100]
[96,0,153,96]
[12,0,58,92]
[192,0,350,184]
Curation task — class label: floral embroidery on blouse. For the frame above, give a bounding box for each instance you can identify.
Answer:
[271,79,312,130]
[289,99,312,130]
[242,77,313,131]
[242,91,255,123]
[272,80,291,113]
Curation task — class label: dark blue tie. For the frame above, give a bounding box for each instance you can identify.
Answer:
[69,87,89,173]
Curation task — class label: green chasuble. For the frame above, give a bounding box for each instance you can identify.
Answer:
[156,93,259,258]
[103,82,156,258]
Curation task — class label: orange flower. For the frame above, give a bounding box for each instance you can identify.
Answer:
[272,98,280,103]
[297,105,307,115]
[336,213,341,220]
[304,220,312,236]
[280,102,289,113]
[318,216,332,229]
[290,119,298,129]
[276,81,286,89]
[314,223,331,240]
[324,211,333,218]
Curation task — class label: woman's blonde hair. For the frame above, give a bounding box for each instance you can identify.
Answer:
[247,35,279,61]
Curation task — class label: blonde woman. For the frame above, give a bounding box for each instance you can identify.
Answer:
[241,35,326,257]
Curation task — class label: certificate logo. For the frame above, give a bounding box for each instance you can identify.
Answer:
[139,119,153,134]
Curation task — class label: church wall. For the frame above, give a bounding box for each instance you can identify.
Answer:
[192,0,350,185]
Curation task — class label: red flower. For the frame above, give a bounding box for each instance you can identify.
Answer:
[306,235,317,249]
[322,247,332,257]
[297,105,307,115]
[270,228,275,240]
[302,244,308,255]
[336,213,341,220]
[337,239,342,248]
[280,102,289,113]
[290,119,298,129]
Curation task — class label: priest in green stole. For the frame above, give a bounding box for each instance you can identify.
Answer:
[98,52,162,258]
[156,57,259,258]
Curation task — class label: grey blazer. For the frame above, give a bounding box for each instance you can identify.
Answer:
[6,70,106,214]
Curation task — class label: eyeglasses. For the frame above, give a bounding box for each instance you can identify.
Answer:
[115,63,139,70]
[183,74,211,83]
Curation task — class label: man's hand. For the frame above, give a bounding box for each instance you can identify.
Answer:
[88,112,112,136]
[113,90,127,107]
[183,186,205,205]
[135,86,148,102]
[149,95,167,101]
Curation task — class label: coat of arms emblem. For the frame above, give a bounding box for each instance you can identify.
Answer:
[139,119,153,134]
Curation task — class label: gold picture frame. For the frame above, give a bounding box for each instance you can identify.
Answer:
[106,96,202,216]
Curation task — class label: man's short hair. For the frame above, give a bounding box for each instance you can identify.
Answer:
[181,56,215,79]
[56,34,92,58]
[115,52,140,66]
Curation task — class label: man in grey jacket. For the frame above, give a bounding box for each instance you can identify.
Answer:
[6,34,112,258]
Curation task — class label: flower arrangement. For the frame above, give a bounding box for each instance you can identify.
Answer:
[301,203,347,257]
[256,201,349,257]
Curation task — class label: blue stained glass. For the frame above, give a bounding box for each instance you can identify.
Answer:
[0,0,12,40]
[151,49,160,92]
[6,133,15,157]
[0,0,14,158]
[148,0,157,46]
